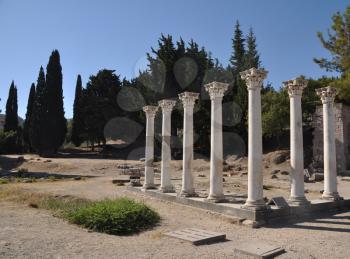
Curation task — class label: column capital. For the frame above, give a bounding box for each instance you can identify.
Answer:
[143,105,158,117]
[179,91,199,107]
[204,81,229,100]
[316,86,338,104]
[158,99,177,112]
[240,68,268,90]
[283,77,308,97]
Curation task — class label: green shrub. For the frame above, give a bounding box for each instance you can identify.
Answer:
[0,130,23,154]
[0,178,9,184]
[68,198,160,235]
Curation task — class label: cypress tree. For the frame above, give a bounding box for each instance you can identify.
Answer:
[23,83,36,151]
[4,81,18,132]
[71,74,84,146]
[30,66,48,155]
[45,50,67,155]
[244,28,261,69]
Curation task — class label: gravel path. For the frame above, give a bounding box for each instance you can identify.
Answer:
[1,179,350,258]
[1,154,350,258]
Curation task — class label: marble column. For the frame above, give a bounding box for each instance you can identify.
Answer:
[284,78,310,206]
[179,92,199,197]
[240,68,268,210]
[159,99,177,193]
[205,82,229,202]
[142,105,158,190]
[316,86,342,201]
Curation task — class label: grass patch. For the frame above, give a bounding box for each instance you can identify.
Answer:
[0,187,159,235]
[0,178,9,184]
[69,198,160,235]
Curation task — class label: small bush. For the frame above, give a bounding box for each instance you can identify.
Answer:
[69,198,160,235]
[0,178,9,184]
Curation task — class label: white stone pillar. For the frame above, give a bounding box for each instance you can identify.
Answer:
[142,105,158,190]
[240,68,268,210]
[158,99,177,193]
[205,82,228,202]
[316,87,342,200]
[179,92,199,197]
[284,78,310,205]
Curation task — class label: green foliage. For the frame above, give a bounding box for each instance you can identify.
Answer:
[0,179,9,184]
[71,75,85,146]
[314,6,350,74]
[139,34,214,154]
[30,66,48,155]
[82,69,122,148]
[69,198,160,235]
[261,88,289,139]
[331,72,350,104]
[23,83,36,151]
[4,81,18,132]
[230,21,246,74]
[0,130,22,154]
[244,28,261,69]
[45,50,67,154]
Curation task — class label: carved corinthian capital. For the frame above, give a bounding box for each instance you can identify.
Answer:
[143,105,158,117]
[179,92,199,107]
[158,99,177,112]
[283,77,308,97]
[204,81,229,100]
[240,68,268,90]
[316,86,338,104]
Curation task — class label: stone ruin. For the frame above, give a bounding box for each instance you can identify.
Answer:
[313,103,350,175]
[131,68,350,225]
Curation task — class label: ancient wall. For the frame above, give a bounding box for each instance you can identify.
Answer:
[312,103,350,174]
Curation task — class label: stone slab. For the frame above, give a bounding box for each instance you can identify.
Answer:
[165,228,226,245]
[267,196,289,209]
[234,243,285,258]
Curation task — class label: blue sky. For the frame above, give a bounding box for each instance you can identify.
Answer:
[0,0,348,118]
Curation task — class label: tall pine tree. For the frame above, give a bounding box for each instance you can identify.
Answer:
[230,21,246,75]
[71,75,84,146]
[4,81,18,132]
[244,28,260,69]
[23,83,36,151]
[45,50,67,155]
[30,66,48,155]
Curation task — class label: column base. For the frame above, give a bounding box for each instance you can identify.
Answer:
[242,199,268,211]
[159,185,175,193]
[322,192,343,201]
[141,183,156,191]
[179,190,198,198]
[206,194,226,203]
[288,196,310,206]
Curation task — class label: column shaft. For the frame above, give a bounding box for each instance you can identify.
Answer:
[181,105,195,196]
[246,88,265,208]
[322,102,339,199]
[208,98,224,200]
[142,106,158,190]
[205,82,228,203]
[240,68,268,210]
[158,99,176,193]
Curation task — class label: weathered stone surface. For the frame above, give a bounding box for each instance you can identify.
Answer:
[234,242,285,258]
[312,103,350,174]
[165,228,226,245]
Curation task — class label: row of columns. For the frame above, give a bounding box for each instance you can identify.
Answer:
[142,68,342,210]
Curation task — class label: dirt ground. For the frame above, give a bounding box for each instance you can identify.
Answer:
[1,153,350,258]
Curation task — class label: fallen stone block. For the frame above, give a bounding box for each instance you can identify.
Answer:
[165,228,226,245]
[234,242,285,258]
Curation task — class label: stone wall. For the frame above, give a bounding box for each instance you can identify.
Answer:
[312,103,350,174]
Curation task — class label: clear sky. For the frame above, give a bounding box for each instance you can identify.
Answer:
[0,0,348,118]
